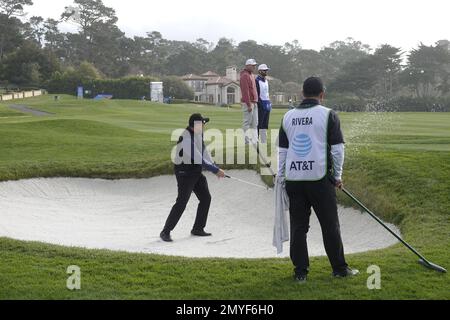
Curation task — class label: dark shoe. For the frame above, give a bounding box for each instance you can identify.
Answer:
[333,267,359,278]
[191,229,212,237]
[293,273,307,283]
[160,231,173,242]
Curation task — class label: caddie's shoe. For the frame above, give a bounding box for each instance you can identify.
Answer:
[333,267,359,278]
[160,231,173,242]
[191,229,212,237]
[293,273,307,283]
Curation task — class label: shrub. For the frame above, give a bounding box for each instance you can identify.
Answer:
[325,94,367,112]
[384,96,450,112]
[170,99,190,104]
[85,77,158,99]
[162,76,194,100]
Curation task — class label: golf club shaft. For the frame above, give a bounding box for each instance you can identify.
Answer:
[341,187,432,265]
[249,140,276,177]
[225,175,269,190]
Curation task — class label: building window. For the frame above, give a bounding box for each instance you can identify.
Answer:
[193,81,205,92]
[227,86,236,104]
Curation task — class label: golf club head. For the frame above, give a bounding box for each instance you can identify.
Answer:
[418,259,447,273]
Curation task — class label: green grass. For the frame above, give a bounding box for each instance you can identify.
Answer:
[0,104,28,118]
[0,95,449,299]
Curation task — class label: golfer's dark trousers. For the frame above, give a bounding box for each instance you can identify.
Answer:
[286,178,348,275]
[163,172,211,233]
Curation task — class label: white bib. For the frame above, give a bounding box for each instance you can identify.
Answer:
[258,78,270,101]
[283,105,331,181]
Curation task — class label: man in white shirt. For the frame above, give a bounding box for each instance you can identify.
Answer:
[255,64,272,144]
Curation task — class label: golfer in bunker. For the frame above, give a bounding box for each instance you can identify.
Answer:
[160,114,226,242]
[278,77,359,282]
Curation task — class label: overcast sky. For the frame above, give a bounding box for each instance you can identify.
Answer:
[26,0,449,52]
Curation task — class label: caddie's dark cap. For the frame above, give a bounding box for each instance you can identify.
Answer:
[303,77,325,97]
[189,113,210,127]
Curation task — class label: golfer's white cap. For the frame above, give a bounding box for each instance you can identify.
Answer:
[245,58,257,66]
[258,64,270,71]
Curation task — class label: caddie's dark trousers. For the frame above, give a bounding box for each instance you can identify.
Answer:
[257,103,270,131]
[286,178,348,274]
[163,173,211,232]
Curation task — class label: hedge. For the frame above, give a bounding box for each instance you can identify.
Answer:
[326,95,450,112]
[46,75,158,100]
[379,96,450,112]
[46,74,195,100]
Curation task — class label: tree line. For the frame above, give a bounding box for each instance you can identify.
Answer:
[1,0,449,110]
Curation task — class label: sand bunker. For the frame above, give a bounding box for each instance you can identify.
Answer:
[0,170,400,258]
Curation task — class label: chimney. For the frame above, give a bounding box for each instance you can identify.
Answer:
[226,66,237,82]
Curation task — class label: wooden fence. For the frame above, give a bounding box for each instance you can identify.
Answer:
[0,90,43,101]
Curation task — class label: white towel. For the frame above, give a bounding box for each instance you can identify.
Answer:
[273,176,290,254]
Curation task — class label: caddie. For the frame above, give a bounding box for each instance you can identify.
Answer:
[277,77,359,282]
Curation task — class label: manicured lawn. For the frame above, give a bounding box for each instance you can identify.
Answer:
[0,95,449,299]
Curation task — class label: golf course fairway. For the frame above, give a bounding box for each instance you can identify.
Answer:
[0,95,448,299]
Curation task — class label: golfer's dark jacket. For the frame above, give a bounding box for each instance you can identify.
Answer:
[278,99,344,176]
[174,126,219,176]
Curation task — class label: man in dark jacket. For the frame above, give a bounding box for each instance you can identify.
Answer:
[160,114,226,242]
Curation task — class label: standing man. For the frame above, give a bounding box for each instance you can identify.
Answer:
[160,114,226,242]
[240,59,259,144]
[255,64,272,144]
[277,77,359,282]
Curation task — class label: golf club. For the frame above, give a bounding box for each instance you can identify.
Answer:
[249,139,276,178]
[225,174,271,191]
[338,182,446,273]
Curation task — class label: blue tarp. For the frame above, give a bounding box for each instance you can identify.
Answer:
[94,94,113,100]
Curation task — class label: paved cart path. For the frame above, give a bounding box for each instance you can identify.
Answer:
[9,104,54,117]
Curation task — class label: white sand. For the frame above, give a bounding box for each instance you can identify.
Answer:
[0,170,400,258]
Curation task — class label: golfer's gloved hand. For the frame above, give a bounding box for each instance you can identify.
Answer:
[216,169,226,179]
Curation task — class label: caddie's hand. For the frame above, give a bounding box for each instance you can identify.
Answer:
[276,174,285,185]
[216,169,226,179]
[334,179,343,190]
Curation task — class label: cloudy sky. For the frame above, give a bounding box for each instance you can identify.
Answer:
[26,0,449,52]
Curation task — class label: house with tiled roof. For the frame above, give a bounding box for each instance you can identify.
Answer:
[181,66,241,105]
[201,71,220,77]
